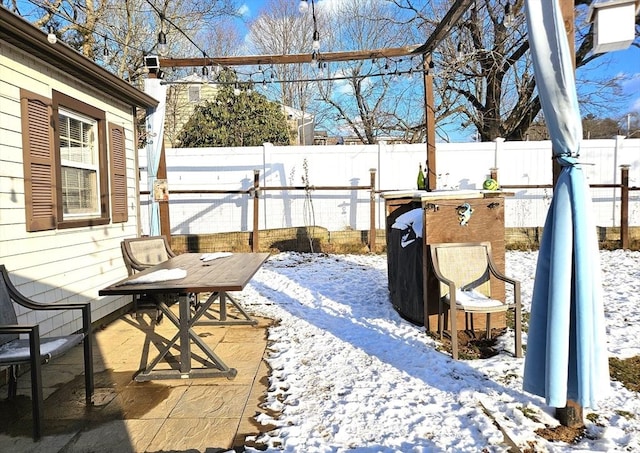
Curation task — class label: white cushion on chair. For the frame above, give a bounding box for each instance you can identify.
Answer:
[446,289,505,310]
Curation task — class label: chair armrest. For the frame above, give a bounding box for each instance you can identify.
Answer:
[22,300,90,311]
[10,294,91,313]
[128,260,151,273]
[0,324,38,335]
[486,255,520,286]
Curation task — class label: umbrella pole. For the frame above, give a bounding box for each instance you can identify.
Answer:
[555,400,584,428]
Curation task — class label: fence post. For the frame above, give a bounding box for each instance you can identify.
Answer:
[252,169,260,252]
[493,137,504,172]
[369,168,377,252]
[620,165,630,249]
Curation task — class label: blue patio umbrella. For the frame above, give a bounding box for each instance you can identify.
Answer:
[522,0,609,409]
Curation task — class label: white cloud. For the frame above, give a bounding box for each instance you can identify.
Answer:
[237,3,250,17]
[620,72,640,112]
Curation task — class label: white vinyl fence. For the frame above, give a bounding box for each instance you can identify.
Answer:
[139,137,640,236]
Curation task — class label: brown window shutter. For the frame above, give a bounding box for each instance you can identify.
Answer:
[20,90,56,232]
[109,123,128,223]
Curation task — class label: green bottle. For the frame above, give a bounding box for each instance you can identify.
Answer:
[417,163,425,190]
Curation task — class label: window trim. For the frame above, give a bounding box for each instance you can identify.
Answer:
[58,108,101,219]
[52,91,110,229]
[21,89,130,231]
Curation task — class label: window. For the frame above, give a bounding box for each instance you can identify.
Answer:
[21,89,127,231]
[188,85,200,103]
[58,109,100,217]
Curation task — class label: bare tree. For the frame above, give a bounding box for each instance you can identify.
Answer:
[388,0,638,142]
[246,0,316,114]
[314,0,423,143]
[11,0,241,83]
[246,0,426,144]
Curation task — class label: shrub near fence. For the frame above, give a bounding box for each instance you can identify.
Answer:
[140,138,640,251]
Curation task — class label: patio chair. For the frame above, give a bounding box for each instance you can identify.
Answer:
[121,235,176,275]
[0,265,93,440]
[429,242,522,360]
[120,236,184,321]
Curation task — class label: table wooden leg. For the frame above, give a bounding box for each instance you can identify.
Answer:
[134,297,237,381]
[193,292,258,326]
[179,295,191,374]
[220,291,227,321]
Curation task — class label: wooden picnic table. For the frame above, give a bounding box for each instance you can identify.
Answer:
[99,252,270,381]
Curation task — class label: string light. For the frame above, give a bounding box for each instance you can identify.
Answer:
[157,30,167,55]
[47,25,57,44]
[299,0,320,59]
[503,2,514,28]
[164,67,432,86]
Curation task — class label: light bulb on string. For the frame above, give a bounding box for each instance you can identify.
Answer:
[503,2,514,28]
[47,25,57,44]
[312,30,320,51]
[157,29,167,56]
[298,0,309,13]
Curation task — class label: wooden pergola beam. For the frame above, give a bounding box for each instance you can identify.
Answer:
[159,45,423,68]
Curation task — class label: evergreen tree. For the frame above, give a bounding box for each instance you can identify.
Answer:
[177,80,291,147]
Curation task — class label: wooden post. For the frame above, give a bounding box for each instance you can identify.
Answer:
[369,168,377,252]
[620,165,630,249]
[555,0,584,427]
[553,0,576,187]
[252,169,260,252]
[158,143,171,242]
[556,400,584,428]
[423,54,437,191]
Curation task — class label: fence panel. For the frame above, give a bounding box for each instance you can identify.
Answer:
[139,138,640,235]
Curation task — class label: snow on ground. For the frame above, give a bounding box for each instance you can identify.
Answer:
[236,250,640,452]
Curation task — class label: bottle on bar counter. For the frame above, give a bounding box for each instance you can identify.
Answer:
[417,163,425,190]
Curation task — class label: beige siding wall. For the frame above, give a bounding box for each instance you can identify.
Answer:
[165,82,218,147]
[0,43,139,335]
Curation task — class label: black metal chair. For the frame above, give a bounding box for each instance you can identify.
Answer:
[0,265,93,440]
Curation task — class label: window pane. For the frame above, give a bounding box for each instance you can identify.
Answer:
[59,110,99,218]
[188,86,200,103]
[61,166,98,214]
[59,113,95,165]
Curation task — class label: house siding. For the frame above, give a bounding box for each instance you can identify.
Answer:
[164,81,219,147]
[0,40,142,336]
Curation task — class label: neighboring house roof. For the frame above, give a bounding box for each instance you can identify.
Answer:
[0,7,157,109]
[175,73,210,84]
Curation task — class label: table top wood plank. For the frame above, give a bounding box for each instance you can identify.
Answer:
[99,252,270,296]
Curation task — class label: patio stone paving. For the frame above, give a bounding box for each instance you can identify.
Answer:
[0,304,273,452]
